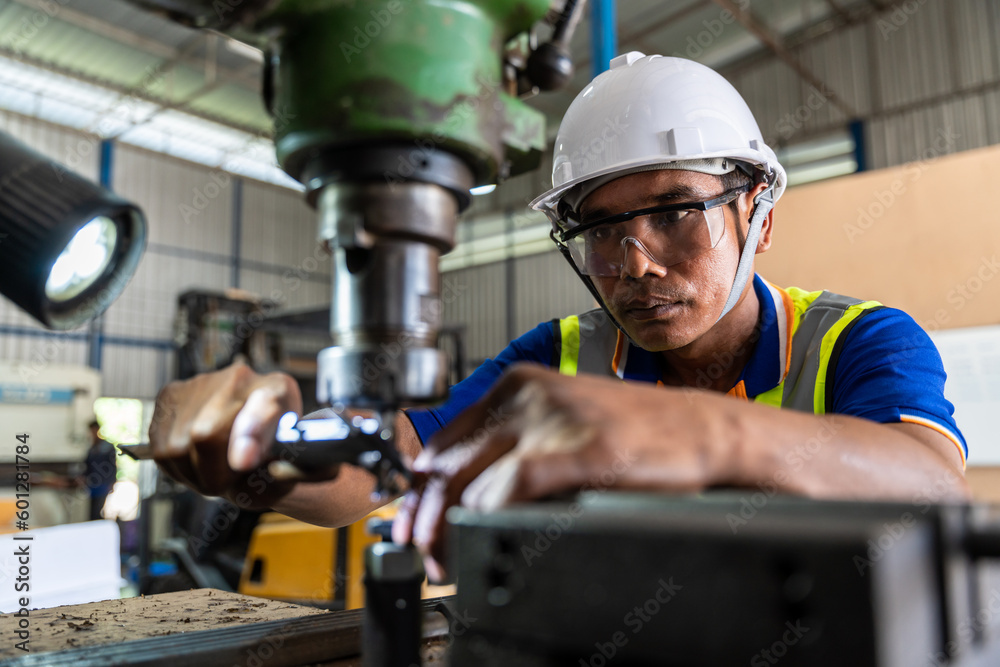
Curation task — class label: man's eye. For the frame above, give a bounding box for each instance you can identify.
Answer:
[585,225,614,242]
[653,210,693,225]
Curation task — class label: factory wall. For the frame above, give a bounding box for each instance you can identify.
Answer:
[0,112,330,401]
[442,251,597,371]
[729,0,1000,169]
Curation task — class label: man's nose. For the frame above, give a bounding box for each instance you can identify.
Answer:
[619,237,668,280]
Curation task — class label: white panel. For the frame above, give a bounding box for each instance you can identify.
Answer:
[240,181,317,268]
[113,144,233,253]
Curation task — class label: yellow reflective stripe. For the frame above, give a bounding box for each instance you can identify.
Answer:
[752,287,821,409]
[558,315,580,376]
[813,300,883,414]
[753,384,783,408]
[784,286,824,335]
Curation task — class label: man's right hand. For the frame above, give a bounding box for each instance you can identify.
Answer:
[149,359,309,509]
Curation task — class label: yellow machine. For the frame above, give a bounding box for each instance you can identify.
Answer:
[238,505,452,610]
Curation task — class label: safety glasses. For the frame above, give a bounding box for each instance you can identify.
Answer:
[557,185,750,277]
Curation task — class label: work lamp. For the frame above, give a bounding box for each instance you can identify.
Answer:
[0,131,146,330]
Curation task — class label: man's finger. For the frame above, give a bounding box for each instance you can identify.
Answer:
[229,385,297,471]
[410,431,521,572]
[392,484,424,546]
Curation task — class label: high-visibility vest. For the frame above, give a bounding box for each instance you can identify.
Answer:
[553,285,884,414]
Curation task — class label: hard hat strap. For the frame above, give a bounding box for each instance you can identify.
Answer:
[715,187,775,323]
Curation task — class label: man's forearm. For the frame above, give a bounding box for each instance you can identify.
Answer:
[713,395,971,502]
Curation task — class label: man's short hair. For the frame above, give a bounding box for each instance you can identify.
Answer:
[720,168,757,248]
[720,168,754,208]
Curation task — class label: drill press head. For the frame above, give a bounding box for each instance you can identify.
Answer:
[259,0,550,415]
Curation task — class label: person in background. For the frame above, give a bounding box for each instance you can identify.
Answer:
[82,419,117,521]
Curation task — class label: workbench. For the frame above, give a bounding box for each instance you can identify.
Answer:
[0,588,451,666]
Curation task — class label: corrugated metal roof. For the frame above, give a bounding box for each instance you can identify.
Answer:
[0,0,985,193]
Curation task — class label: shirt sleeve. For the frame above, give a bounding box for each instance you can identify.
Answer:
[405,321,556,444]
[830,307,968,465]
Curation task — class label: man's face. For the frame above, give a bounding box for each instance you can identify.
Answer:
[578,169,753,352]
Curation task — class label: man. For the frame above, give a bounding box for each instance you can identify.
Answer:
[150,54,969,581]
[83,419,117,521]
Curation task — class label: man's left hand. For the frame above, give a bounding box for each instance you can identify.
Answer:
[392,362,738,581]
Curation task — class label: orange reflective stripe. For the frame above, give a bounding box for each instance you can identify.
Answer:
[728,381,748,400]
[899,415,968,469]
[611,330,625,375]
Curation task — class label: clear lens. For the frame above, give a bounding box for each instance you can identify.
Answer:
[567,206,727,276]
[45,216,118,302]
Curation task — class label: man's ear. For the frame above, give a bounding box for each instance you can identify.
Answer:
[742,182,774,255]
[756,207,774,254]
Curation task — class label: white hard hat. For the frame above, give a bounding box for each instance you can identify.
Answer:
[530,52,786,217]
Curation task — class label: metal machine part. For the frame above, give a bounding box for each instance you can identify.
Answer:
[317,179,460,409]
[450,494,1000,667]
[525,0,586,92]
[273,411,410,499]
[363,543,426,667]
